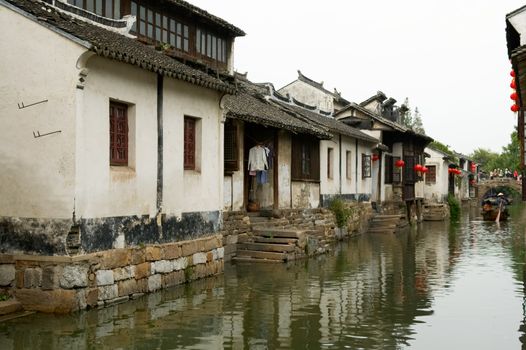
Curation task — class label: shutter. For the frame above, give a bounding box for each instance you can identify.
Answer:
[224,120,238,173]
[384,155,392,184]
[404,155,416,183]
[184,117,195,169]
[291,136,302,179]
[392,156,401,183]
[110,102,128,166]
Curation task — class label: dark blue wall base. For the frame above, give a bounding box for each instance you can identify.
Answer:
[0,211,221,255]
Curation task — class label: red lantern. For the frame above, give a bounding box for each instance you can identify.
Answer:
[372,154,379,161]
[395,159,405,168]
[511,92,518,101]
[414,164,423,172]
[456,169,462,175]
[511,104,520,112]
[421,166,429,173]
[470,163,476,172]
[511,79,517,89]
[470,179,476,185]
[511,70,516,77]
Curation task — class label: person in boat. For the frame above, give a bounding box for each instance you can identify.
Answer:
[496,192,509,205]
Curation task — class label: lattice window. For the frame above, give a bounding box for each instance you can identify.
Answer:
[184,117,196,170]
[224,120,238,173]
[110,102,128,166]
[426,165,437,184]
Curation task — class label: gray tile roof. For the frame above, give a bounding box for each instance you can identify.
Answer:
[223,79,332,139]
[166,0,245,37]
[268,98,378,144]
[4,0,237,94]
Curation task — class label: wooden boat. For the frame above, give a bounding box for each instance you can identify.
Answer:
[481,197,509,221]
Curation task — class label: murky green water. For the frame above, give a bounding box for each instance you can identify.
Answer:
[2,205,526,349]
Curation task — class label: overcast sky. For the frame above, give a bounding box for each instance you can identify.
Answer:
[192,0,524,155]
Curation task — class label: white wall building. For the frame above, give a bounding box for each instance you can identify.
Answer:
[0,0,244,254]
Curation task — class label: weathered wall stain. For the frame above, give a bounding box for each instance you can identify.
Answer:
[0,217,71,255]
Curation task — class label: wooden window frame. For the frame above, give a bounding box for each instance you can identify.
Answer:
[362,154,371,179]
[346,151,352,180]
[224,120,238,174]
[392,156,401,184]
[327,147,334,179]
[291,136,320,182]
[68,0,121,18]
[425,165,437,184]
[184,117,196,170]
[196,27,228,63]
[384,155,393,184]
[109,102,128,166]
[131,2,189,53]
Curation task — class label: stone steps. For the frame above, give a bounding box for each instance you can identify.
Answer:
[0,299,23,316]
[254,236,298,244]
[238,242,295,253]
[367,214,404,234]
[235,250,292,262]
[252,228,304,238]
[235,215,305,263]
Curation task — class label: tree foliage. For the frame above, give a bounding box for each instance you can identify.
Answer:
[400,98,425,134]
[429,140,458,163]
[469,128,520,172]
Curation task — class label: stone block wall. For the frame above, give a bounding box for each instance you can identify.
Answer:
[221,202,373,258]
[0,234,223,313]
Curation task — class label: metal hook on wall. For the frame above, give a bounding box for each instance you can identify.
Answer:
[33,130,61,138]
[18,99,48,110]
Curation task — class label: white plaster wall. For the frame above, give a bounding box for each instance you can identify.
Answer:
[356,141,373,197]
[279,81,333,112]
[423,148,449,203]
[340,136,358,196]
[163,79,222,215]
[509,12,526,45]
[319,138,340,196]
[291,182,320,209]
[0,7,85,218]
[79,57,157,218]
[278,131,292,209]
[362,100,382,115]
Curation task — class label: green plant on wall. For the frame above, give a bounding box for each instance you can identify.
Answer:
[329,197,352,228]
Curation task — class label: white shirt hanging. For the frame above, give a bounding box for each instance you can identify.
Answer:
[248,145,268,171]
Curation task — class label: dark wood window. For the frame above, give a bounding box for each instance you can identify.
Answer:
[184,117,196,170]
[362,154,371,178]
[385,155,401,184]
[404,155,416,183]
[327,148,334,179]
[131,1,189,52]
[291,136,320,181]
[346,151,352,180]
[224,120,238,173]
[67,0,121,18]
[385,155,393,184]
[392,156,401,183]
[109,102,128,166]
[196,28,227,63]
[425,165,437,184]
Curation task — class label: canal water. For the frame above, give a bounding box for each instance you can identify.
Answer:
[2,205,526,349]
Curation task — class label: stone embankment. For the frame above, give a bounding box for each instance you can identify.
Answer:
[0,202,372,314]
[0,235,223,313]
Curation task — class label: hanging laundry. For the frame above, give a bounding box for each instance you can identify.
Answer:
[248,145,268,171]
[257,170,268,184]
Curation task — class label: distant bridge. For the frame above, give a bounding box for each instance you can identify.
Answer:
[476,178,522,200]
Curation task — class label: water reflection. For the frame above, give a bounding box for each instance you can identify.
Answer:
[2,205,526,349]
